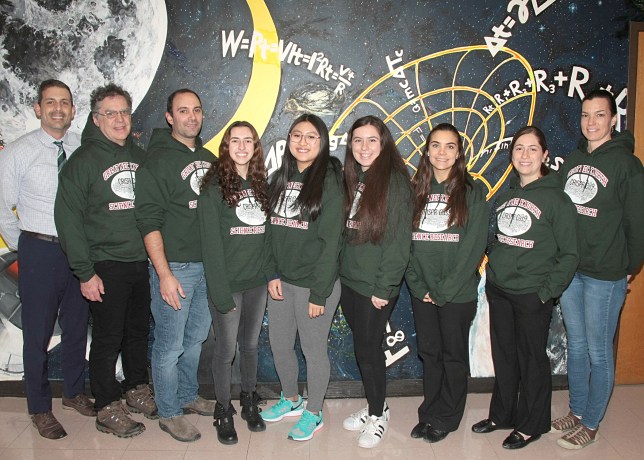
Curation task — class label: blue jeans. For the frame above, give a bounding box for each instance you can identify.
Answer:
[560,272,627,430]
[150,262,211,418]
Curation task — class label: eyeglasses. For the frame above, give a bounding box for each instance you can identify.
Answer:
[94,109,132,119]
[289,133,320,144]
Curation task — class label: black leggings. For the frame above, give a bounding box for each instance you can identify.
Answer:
[340,284,396,417]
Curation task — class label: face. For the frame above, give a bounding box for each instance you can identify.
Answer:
[34,86,76,139]
[166,92,203,146]
[427,129,459,180]
[511,132,548,185]
[581,97,617,149]
[289,121,320,171]
[229,126,255,174]
[92,95,131,146]
[351,124,381,171]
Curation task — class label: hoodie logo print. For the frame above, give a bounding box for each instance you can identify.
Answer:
[274,183,302,219]
[419,194,450,232]
[236,191,266,226]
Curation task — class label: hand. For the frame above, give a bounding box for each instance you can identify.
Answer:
[371,295,389,309]
[160,273,185,310]
[268,279,284,300]
[422,292,433,303]
[309,302,325,318]
[81,274,105,302]
[627,274,633,291]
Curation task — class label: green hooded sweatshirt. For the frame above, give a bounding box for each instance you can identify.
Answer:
[487,172,579,301]
[135,128,214,262]
[269,161,344,306]
[198,173,275,313]
[340,169,413,300]
[406,175,488,306]
[560,131,644,279]
[55,113,147,282]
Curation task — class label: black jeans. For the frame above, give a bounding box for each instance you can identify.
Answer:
[486,281,554,436]
[89,260,151,409]
[341,284,395,417]
[412,297,476,432]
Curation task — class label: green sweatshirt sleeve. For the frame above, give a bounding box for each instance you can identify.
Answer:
[622,168,644,275]
[404,263,426,300]
[197,184,236,313]
[262,219,277,279]
[54,155,96,282]
[135,161,169,238]
[536,194,579,302]
[430,188,488,306]
[308,173,344,306]
[373,174,413,299]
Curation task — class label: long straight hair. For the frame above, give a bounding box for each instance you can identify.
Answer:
[412,123,470,229]
[269,113,340,221]
[344,115,410,244]
[200,121,269,211]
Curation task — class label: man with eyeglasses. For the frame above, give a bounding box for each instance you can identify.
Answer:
[135,89,214,442]
[55,83,156,438]
[0,79,94,440]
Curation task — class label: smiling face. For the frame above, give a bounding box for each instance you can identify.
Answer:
[351,124,381,171]
[34,86,76,139]
[511,132,548,186]
[581,97,617,152]
[289,121,320,172]
[228,126,255,178]
[427,129,459,182]
[92,95,131,146]
[166,92,203,148]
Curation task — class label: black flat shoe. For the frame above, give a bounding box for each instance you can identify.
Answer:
[424,427,449,443]
[472,418,498,433]
[410,422,431,438]
[502,430,541,449]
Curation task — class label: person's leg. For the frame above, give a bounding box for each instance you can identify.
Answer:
[428,300,477,432]
[514,293,554,436]
[486,282,518,428]
[211,296,242,408]
[237,284,268,395]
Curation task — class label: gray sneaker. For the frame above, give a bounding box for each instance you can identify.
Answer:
[159,415,201,442]
[126,384,158,419]
[182,396,215,416]
[96,401,145,438]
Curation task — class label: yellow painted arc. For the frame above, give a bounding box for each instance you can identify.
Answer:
[203,0,281,155]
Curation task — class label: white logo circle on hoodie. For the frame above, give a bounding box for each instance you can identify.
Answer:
[419,201,449,232]
[237,196,266,225]
[274,188,300,218]
[497,206,531,236]
[564,173,598,205]
[111,171,135,200]
[190,168,209,195]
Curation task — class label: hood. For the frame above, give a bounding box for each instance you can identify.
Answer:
[147,128,203,152]
[509,170,562,191]
[577,130,635,156]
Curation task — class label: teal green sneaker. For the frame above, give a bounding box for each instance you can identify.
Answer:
[260,393,304,422]
[288,410,323,441]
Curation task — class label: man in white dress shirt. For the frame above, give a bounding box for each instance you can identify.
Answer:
[0,80,94,440]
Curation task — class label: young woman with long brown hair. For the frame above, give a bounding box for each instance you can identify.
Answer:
[406,123,487,444]
[198,121,272,444]
[339,115,412,449]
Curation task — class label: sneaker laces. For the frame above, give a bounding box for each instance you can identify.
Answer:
[361,415,385,438]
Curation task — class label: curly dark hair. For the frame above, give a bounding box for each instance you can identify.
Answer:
[200,121,269,211]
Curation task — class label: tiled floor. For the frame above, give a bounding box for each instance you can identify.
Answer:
[1,385,643,459]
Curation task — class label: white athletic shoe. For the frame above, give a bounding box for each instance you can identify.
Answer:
[343,402,390,432]
[358,414,388,448]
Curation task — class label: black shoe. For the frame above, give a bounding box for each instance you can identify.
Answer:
[410,422,431,438]
[424,427,449,443]
[502,430,541,449]
[213,402,238,445]
[240,391,266,432]
[472,418,499,434]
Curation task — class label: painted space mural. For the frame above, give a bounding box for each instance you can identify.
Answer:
[0,0,640,385]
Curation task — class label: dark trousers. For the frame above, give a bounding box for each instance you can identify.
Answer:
[412,297,476,432]
[341,284,395,417]
[486,282,553,436]
[89,260,151,409]
[18,232,89,414]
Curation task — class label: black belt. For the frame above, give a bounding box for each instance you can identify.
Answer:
[23,231,59,244]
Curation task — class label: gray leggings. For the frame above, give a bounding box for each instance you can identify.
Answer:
[210,283,267,408]
[267,279,341,413]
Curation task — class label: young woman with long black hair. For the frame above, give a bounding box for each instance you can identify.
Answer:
[198,121,272,444]
[406,123,487,444]
[261,114,344,442]
[339,115,412,449]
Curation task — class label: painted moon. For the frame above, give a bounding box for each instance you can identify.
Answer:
[0,0,167,145]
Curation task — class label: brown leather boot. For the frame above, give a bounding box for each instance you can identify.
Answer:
[32,411,67,440]
[96,401,145,438]
[126,384,158,419]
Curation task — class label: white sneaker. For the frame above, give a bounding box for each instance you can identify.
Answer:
[358,414,388,448]
[343,402,390,431]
